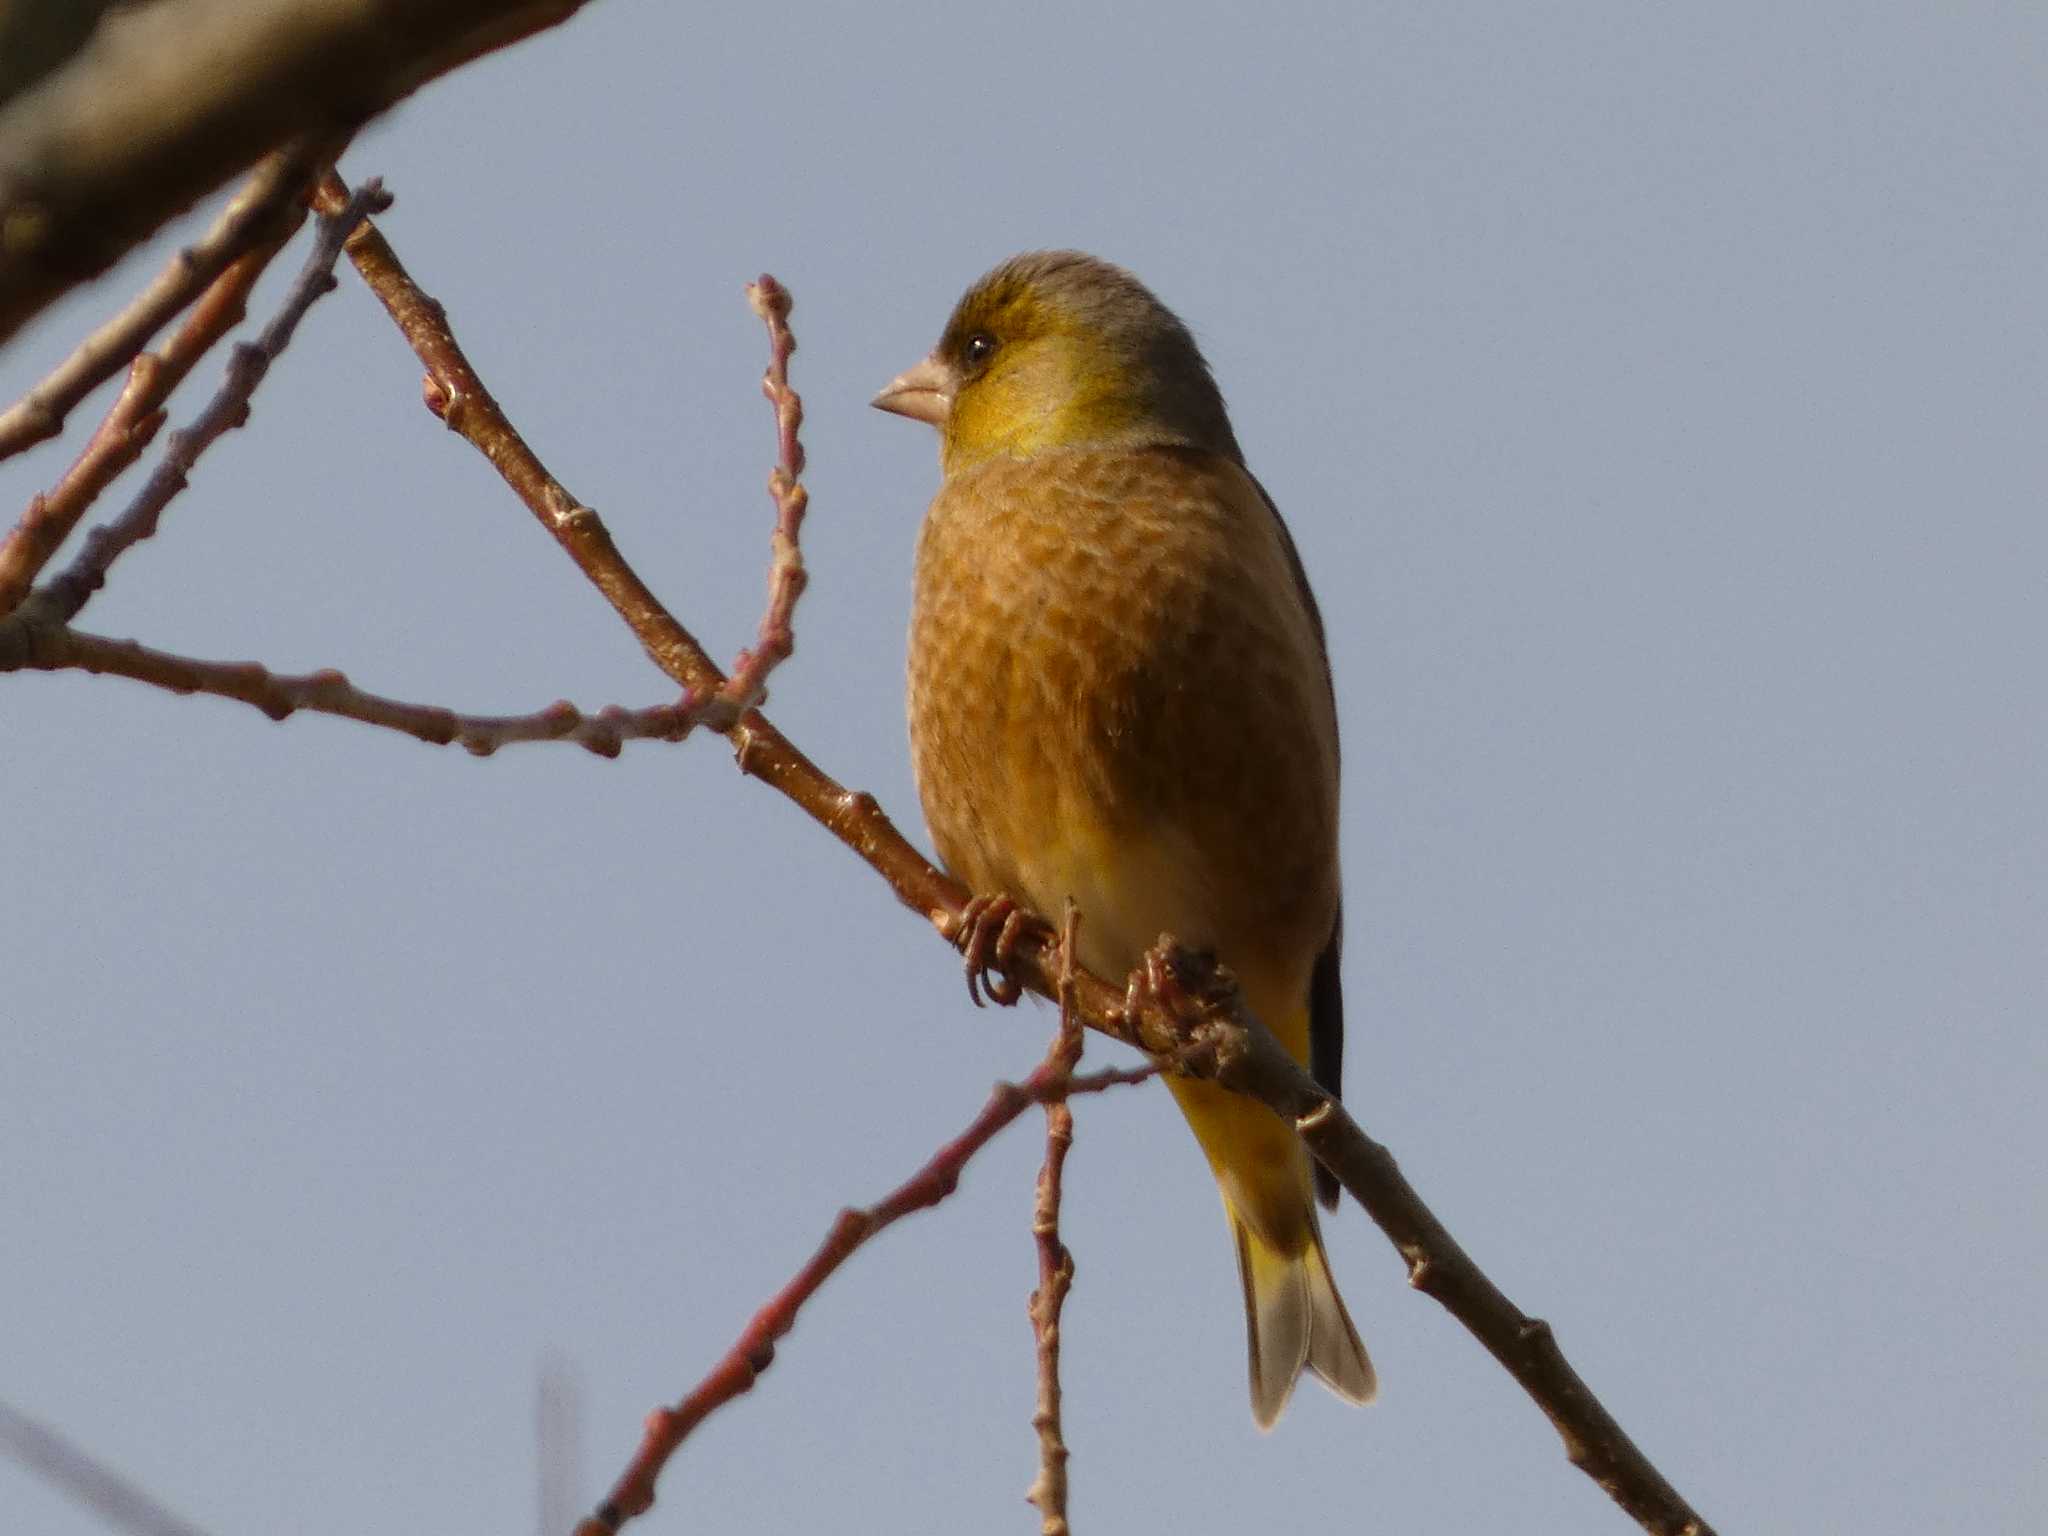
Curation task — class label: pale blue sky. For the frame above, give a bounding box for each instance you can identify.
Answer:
[5,4,2044,1532]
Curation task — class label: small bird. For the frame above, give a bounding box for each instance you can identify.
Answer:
[875,251,1374,1427]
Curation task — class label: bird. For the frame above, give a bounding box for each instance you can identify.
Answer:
[874,251,1374,1428]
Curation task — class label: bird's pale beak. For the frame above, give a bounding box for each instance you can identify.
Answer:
[871,353,956,426]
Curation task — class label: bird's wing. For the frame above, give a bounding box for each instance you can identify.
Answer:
[1244,467,1346,1209]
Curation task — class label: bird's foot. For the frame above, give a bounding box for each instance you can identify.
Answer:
[1120,936,1193,1028]
[1118,936,1237,1067]
[956,893,1029,1007]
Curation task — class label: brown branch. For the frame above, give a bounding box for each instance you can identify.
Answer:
[316,170,1005,1000]
[1026,904,1085,1536]
[0,622,700,756]
[0,1399,215,1536]
[1123,944,1715,1536]
[579,1056,1159,1535]
[330,193,1717,1536]
[0,0,596,345]
[11,178,388,632]
[0,165,311,615]
[312,171,729,704]
[698,274,810,728]
[0,140,326,463]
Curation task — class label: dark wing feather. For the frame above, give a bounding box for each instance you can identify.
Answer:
[1309,903,1345,1208]
[1244,469,1346,1211]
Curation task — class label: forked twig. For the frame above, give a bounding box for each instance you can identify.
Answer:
[0,142,331,463]
[0,202,310,617]
[6,185,820,767]
[15,179,390,630]
[578,1055,1158,1535]
[313,171,730,703]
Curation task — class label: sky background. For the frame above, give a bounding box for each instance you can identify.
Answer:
[5,3,2045,1533]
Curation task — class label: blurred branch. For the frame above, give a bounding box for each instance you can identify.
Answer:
[0,0,594,344]
[581,1051,1158,1535]
[4,178,386,635]
[536,1355,584,1536]
[0,162,311,614]
[1026,904,1085,1536]
[0,141,322,465]
[0,1,120,107]
[0,623,702,756]
[320,174,1716,1536]
[0,1399,215,1536]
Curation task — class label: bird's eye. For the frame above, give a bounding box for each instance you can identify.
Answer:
[962,332,997,366]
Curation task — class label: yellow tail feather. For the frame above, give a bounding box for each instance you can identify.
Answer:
[1166,1011,1374,1426]
[1235,1211,1376,1429]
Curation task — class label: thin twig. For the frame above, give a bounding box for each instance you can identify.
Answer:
[332,197,1719,1536]
[702,274,809,727]
[319,171,985,964]
[0,1399,215,1536]
[579,1057,1158,1536]
[12,178,390,630]
[0,141,328,463]
[1026,903,1086,1536]
[0,191,310,616]
[0,623,698,756]
[314,170,726,702]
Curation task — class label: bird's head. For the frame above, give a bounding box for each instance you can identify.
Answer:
[873,251,1240,474]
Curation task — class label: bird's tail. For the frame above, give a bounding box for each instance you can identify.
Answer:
[1234,1208,1377,1430]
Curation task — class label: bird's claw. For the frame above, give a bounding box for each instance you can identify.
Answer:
[957,893,1027,1007]
[1119,936,1192,1028]
[1117,937,1238,1071]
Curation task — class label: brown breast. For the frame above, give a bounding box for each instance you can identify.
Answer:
[906,444,1340,980]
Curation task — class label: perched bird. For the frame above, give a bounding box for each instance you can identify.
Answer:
[875,251,1374,1427]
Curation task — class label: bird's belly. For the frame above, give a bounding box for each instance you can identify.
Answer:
[1010,816,1225,983]
[907,446,1338,1016]
[914,612,1231,979]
